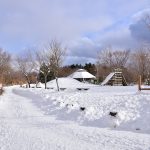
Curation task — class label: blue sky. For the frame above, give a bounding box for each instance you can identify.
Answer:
[0,0,150,64]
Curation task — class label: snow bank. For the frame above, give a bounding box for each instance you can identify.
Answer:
[2,86,150,150]
[22,84,36,88]
[15,86,150,134]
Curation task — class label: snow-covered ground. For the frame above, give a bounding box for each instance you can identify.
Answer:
[0,79,150,150]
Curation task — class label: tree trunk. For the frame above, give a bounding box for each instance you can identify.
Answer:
[55,77,60,91]
[44,75,47,89]
[28,82,31,88]
[35,74,39,88]
[25,75,30,88]
[27,79,31,88]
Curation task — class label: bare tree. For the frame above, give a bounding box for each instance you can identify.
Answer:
[97,47,113,68]
[97,47,130,68]
[34,40,66,90]
[46,40,66,91]
[96,47,130,81]
[16,50,36,88]
[35,49,51,89]
[113,50,130,68]
[130,47,150,81]
[0,48,11,84]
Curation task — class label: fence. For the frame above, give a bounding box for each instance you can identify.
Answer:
[138,76,150,91]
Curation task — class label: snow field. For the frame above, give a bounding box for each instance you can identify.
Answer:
[0,86,150,150]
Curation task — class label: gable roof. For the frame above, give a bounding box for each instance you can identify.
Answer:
[68,69,96,79]
[101,72,115,85]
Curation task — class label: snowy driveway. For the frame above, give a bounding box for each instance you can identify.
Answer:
[0,87,150,150]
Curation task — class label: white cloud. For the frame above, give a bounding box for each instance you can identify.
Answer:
[0,0,150,64]
[67,37,100,58]
[96,27,137,49]
[129,9,150,43]
[0,0,114,43]
[64,56,96,65]
[132,8,150,21]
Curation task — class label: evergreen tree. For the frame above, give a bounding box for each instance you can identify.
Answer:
[38,63,55,87]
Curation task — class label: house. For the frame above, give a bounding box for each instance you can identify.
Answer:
[68,69,96,82]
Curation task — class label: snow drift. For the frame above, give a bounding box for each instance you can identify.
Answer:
[46,77,96,89]
[16,85,150,134]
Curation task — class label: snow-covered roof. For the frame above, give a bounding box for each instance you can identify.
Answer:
[68,69,96,79]
[101,72,115,86]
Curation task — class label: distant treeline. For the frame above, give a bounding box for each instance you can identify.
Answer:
[0,43,150,86]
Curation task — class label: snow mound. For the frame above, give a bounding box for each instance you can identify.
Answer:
[22,84,36,88]
[36,82,44,88]
[47,77,94,89]
[22,85,150,134]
